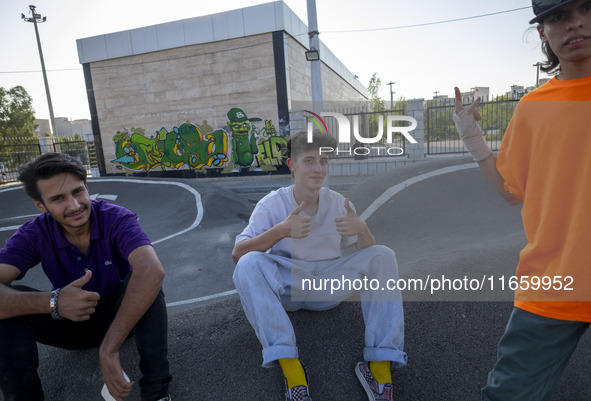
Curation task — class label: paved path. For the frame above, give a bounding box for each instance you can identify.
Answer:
[0,156,589,400]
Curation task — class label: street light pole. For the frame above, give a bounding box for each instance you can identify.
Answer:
[533,62,542,88]
[307,0,323,115]
[22,5,57,137]
[386,81,395,109]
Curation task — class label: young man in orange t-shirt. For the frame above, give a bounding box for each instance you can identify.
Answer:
[454,1,591,400]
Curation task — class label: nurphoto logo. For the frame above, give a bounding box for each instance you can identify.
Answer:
[304,110,418,157]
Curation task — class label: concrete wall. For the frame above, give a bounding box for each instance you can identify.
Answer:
[55,118,92,138]
[284,34,366,105]
[88,33,280,174]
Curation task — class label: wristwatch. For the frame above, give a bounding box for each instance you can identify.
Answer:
[50,288,62,320]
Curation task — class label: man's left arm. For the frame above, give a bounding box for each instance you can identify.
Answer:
[335,199,375,250]
[99,244,165,400]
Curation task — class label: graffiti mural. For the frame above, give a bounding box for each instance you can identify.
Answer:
[227,107,260,172]
[112,123,228,171]
[257,136,287,169]
[111,107,287,174]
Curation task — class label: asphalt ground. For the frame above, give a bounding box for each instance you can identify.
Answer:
[0,155,590,400]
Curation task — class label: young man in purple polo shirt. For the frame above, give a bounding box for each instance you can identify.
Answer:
[0,153,172,401]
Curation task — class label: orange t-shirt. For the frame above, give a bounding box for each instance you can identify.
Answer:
[497,75,591,322]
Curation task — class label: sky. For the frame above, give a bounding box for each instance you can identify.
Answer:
[0,0,546,122]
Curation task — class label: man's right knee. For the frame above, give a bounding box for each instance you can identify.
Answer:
[232,251,268,286]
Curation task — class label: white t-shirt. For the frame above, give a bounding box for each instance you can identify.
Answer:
[235,186,358,261]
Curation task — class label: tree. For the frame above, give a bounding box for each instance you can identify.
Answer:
[394,96,408,114]
[424,98,455,143]
[367,73,385,138]
[58,132,89,165]
[0,86,37,140]
[367,73,385,113]
[478,97,518,143]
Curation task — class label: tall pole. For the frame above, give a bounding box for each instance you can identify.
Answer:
[533,62,541,88]
[22,5,57,137]
[386,81,395,109]
[307,0,323,115]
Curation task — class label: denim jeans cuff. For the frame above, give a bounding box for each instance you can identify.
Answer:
[363,346,408,368]
[262,345,299,368]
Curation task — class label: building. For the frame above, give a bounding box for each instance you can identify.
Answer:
[34,119,51,137]
[507,85,536,99]
[34,118,92,138]
[76,1,368,176]
[55,118,93,138]
[460,87,490,103]
[432,95,452,106]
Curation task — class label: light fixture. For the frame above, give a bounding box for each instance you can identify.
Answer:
[305,49,319,61]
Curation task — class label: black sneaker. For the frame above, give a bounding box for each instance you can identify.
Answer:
[355,361,394,401]
[284,364,311,401]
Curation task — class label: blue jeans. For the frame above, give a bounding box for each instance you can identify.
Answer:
[482,307,589,401]
[0,278,172,401]
[233,245,407,368]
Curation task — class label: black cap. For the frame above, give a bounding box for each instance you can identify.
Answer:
[530,0,578,24]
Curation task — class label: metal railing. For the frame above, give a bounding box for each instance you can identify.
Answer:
[53,139,91,167]
[0,137,94,185]
[425,97,518,155]
[325,108,408,159]
[0,138,41,184]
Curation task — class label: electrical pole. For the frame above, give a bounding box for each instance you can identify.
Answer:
[307,0,323,115]
[386,81,395,109]
[533,62,542,88]
[22,5,57,137]
[433,91,440,104]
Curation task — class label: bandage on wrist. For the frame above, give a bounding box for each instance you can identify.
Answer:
[453,110,492,162]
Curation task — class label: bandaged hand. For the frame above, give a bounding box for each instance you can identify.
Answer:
[453,87,492,162]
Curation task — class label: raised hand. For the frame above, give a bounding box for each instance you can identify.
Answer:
[454,86,482,121]
[287,201,312,239]
[57,270,100,321]
[335,199,366,236]
[453,87,492,162]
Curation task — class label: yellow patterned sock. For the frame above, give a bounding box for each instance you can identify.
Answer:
[279,358,307,389]
[369,361,392,384]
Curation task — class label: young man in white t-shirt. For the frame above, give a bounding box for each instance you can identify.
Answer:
[232,131,406,401]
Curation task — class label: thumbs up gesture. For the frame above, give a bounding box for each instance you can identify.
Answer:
[286,201,312,239]
[335,199,365,236]
[57,270,101,321]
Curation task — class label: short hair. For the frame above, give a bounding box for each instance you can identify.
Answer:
[18,153,87,202]
[287,131,337,160]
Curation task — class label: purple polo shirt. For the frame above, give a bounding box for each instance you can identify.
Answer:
[0,200,152,296]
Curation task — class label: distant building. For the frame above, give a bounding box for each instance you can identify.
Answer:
[432,95,452,106]
[34,119,51,137]
[460,87,490,103]
[34,118,92,138]
[55,117,93,138]
[508,85,536,99]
